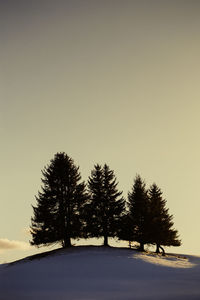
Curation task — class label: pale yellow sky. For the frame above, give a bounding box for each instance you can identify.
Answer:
[1,0,200,262]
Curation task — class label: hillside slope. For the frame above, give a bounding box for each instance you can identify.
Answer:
[0,246,200,300]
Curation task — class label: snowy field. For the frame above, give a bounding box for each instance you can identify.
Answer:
[0,246,200,300]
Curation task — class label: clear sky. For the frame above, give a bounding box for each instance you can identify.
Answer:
[1,0,200,263]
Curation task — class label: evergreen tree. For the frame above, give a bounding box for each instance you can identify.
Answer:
[30,152,87,248]
[127,175,149,251]
[118,213,135,247]
[85,164,125,246]
[148,183,181,255]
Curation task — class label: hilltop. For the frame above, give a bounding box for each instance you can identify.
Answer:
[0,246,200,300]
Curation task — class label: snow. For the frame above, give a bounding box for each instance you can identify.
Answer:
[134,252,196,268]
[0,246,200,300]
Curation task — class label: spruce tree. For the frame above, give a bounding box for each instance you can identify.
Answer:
[127,175,149,251]
[118,213,135,247]
[85,164,125,246]
[30,152,87,248]
[148,183,181,255]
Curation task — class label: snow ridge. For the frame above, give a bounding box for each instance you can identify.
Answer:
[0,246,200,300]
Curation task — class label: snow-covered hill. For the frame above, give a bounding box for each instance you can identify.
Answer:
[0,246,200,300]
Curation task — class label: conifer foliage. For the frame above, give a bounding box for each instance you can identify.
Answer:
[30,152,181,254]
[85,164,125,246]
[119,177,181,253]
[148,183,181,254]
[31,152,87,248]
[126,175,149,251]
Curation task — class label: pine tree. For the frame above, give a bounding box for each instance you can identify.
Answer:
[127,175,149,251]
[118,213,135,247]
[85,164,125,246]
[30,152,88,248]
[148,183,181,255]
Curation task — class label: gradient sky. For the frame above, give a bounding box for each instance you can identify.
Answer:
[1,0,200,263]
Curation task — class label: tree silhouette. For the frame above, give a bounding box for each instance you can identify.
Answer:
[148,183,181,255]
[30,152,87,248]
[84,164,125,246]
[118,213,135,247]
[127,175,149,251]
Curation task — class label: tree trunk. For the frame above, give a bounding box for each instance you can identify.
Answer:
[139,242,144,251]
[104,235,108,246]
[63,236,72,248]
[64,202,72,247]
[156,244,160,253]
[159,245,165,256]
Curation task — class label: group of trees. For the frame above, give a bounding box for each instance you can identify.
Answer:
[31,152,181,254]
[118,176,181,254]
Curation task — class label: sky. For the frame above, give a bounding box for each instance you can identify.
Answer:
[1,0,200,263]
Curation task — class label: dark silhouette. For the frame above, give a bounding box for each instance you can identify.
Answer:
[84,164,125,246]
[119,178,181,254]
[148,183,181,255]
[30,152,181,255]
[30,152,88,248]
[126,175,149,251]
[118,213,134,247]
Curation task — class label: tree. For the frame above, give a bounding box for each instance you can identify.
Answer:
[127,175,149,251]
[148,183,181,255]
[30,152,88,248]
[85,164,125,246]
[117,213,135,248]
